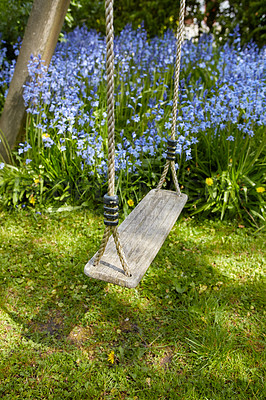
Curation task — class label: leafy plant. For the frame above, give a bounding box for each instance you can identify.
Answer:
[0,0,32,57]
[0,26,265,226]
[214,0,266,48]
[186,124,266,226]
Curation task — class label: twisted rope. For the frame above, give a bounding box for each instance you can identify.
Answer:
[157,160,170,190]
[93,0,130,276]
[171,0,185,141]
[93,225,111,266]
[157,0,186,193]
[112,226,131,276]
[106,0,115,197]
[171,159,182,195]
[93,225,131,276]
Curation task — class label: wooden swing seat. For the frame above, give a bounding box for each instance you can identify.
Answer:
[84,189,187,288]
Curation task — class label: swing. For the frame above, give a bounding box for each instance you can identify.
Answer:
[84,0,188,288]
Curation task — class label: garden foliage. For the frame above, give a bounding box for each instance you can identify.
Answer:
[215,0,266,48]
[0,0,32,56]
[0,25,265,226]
[1,0,265,53]
[67,0,266,48]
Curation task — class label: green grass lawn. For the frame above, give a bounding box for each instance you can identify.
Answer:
[0,208,265,399]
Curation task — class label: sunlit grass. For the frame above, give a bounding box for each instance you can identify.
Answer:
[0,208,265,399]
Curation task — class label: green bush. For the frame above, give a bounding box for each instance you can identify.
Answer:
[0,0,265,50]
[66,0,185,37]
[0,0,32,55]
[215,0,266,48]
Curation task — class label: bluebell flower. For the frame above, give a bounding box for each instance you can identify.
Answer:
[164,122,171,129]
[226,135,235,141]
[0,23,262,188]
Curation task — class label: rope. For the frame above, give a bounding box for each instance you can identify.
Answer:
[157,160,170,190]
[106,0,115,197]
[93,226,111,266]
[93,0,130,276]
[112,227,131,276]
[171,0,185,141]
[171,159,182,195]
[93,226,131,277]
[157,0,186,193]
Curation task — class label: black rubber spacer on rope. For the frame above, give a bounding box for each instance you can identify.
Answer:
[103,194,119,226]
[166,138,177,161]
[104,205,119,213]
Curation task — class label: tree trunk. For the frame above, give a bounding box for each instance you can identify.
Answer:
[0,0,71,162]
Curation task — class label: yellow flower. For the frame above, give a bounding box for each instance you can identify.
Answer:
[256,187,265,193]
[42,133,50,139]
[29,195,36,205]
[34,178,40,185]
[108,350,115,364]
[127,199,134,207]
[206,177,214,186]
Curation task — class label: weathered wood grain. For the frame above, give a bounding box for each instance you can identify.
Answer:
[84,189,188,288]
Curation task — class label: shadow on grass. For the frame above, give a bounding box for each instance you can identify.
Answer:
[0,210,265,398]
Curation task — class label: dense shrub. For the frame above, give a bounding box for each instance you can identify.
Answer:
[214,0,266,48]
[0,0,32,57]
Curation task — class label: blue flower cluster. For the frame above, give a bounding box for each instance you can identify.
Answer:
[0,25,265,178]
